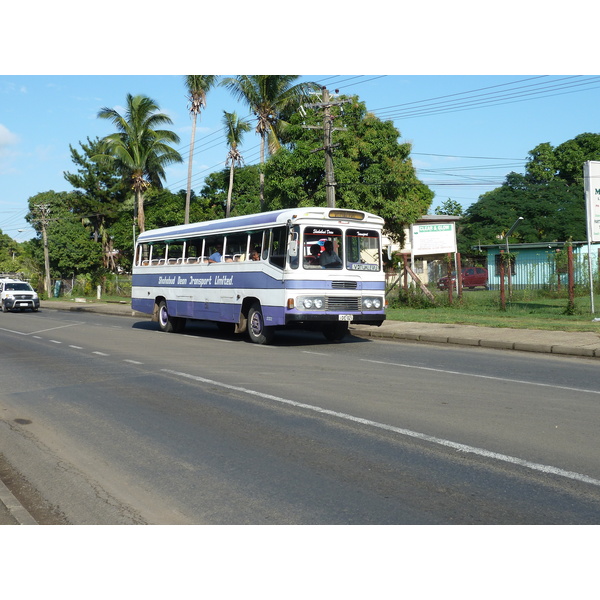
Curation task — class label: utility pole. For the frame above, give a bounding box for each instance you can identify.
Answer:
[33,204,52,296]
[303,87,350,208]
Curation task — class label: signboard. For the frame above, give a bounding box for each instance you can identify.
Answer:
[410,223,457,256]
[584,161,600,243]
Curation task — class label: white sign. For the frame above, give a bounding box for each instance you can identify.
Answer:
[584,161,600,243]
[411,223,457,256]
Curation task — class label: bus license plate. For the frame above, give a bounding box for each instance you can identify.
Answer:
[338,314,353,321]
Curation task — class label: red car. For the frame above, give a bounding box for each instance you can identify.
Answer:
[438,267,488,290]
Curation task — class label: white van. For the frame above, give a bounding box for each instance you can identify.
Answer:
[0,278,40,312]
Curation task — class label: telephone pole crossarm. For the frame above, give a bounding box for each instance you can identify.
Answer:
[301,88,350,208]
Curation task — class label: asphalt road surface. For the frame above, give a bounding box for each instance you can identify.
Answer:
[1,308,600,524]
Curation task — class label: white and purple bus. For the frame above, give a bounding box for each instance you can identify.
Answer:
[132,207,386,344]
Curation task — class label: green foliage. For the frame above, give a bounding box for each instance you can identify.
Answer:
[26,191,103,277]
[434,198,463,216]
[64,137,130,271]
[387,288,438,309]
[96,94,183,232]
[199,166,261,216]
[264,96,433,242]
[0,229,22,273]
[64,137,127,223]
[459,133,600,254]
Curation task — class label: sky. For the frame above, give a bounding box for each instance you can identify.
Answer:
[3,73,599,243]
[2,3,600,246]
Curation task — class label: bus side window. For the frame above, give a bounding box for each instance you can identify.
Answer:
[269,226,287,269]
[248,232,264,261]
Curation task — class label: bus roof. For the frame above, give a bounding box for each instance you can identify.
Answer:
[136,207,384,243]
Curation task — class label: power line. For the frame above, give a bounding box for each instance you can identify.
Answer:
[154,75,598,199]
[373,76,600,120]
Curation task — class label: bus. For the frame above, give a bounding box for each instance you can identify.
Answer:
[131,207,386,344]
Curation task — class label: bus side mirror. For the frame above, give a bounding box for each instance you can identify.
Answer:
[289,232,299,257]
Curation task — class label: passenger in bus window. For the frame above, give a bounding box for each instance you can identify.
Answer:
[319,240,342,268]
[250,248,260,261]
[208,244,223,263]
[305,244,321,266]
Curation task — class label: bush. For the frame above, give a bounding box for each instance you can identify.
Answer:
[388,288,437,309]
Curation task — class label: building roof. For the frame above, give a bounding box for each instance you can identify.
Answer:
[475,241,599,251]
[416,215,462,224]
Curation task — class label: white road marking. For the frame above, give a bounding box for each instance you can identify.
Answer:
[69,345,83,350]
[0,322,83,336]
[49,340,62,344]
[92,351,109,356]
[360,358,600,395]
[162,368,600,489]
[123,359,143,365]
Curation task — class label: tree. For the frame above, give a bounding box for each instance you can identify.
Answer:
[64,137,128,271]
[222,111,251,218]
[459,174,586,255]
[184,76,218,224]
[199,165,261,217]
[220,75,320,210]
[0,229,21,274]
[525,133,600,185]
[96,94,183,233]
[434,198,464,216]
[25,191,103,283]
[263,96,433,243]
[458,133,600,254]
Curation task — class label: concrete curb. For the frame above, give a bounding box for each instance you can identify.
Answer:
[348,327,600,358]
[0,478,37,525]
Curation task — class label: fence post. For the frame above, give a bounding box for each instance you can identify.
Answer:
[567,244,575,314]
[456,252,463,300]
[446,253,453,305]
[402,254,409,291]
[499,250,506,311]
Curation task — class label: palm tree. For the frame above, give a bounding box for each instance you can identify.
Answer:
[223,111,251,218]
[96,94,182,233]
[184,75,218,224]
[221,75,319,210]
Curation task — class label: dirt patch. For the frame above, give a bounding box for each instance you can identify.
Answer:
[0,452,69,525]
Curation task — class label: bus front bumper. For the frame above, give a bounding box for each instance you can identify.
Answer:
[285,312,385,326]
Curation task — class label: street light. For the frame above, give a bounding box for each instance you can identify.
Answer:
[500,217,523,296]
[502,216,524,254]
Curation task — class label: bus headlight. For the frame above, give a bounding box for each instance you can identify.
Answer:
[299,296,326,310]
[362,297,383,310]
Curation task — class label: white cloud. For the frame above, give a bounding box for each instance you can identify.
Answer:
[0,123,19,148]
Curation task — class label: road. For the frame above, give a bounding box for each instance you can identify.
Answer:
[1,308,600,524]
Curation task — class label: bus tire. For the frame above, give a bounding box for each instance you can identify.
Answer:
[157,300,185,333]
[322,321,348,342]
[248,303,274,345]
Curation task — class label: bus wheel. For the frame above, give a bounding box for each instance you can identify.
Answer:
[248,303,274,345]
[322,321,348,342]
[157,300,184,333]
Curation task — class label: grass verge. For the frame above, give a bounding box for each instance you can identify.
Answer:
[386,289,600,332]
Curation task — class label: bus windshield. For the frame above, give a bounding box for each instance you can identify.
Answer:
[302,226,380,271]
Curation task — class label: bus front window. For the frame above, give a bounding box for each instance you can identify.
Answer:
[345,229,381,271]
[303,226,343,270]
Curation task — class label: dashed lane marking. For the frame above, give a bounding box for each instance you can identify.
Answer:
[162,368,600,490]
